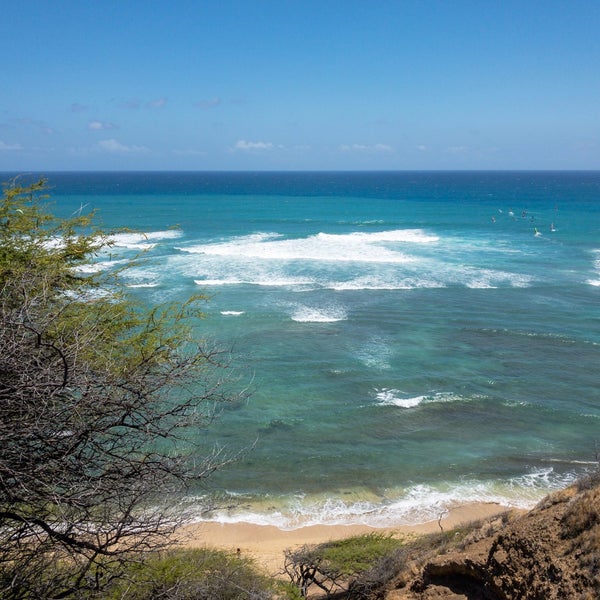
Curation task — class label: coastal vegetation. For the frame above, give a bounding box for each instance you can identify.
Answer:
[0,179,244,598]
[101,548,280,600]
[283,532,406,597]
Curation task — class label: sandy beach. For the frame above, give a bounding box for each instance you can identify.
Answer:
[178,502,516,573]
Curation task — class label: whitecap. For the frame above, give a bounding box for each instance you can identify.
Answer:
[448,265,533,289]
[110,229,183,250]
[317,229,439,244]
[73,263,105,274]
[195,278,244,286]
[194,277,313,288]
[221,311,245,316]
[375,389,425,408]
[330,276,444,291]
[179,228,435,264]
[375,389,459,408]
[177,232,282,254]
[505,468,579,498]
[72,257,132,275]
[120,267,162,288]
[290,304,347,322]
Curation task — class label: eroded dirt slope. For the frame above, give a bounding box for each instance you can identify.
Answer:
[386,479,600,600]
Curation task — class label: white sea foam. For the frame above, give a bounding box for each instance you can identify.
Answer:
[504,468,578,499]
[176,231,282,254]
[327,267,530,291]
[62,288,113,301]
[330,275,444,291]
[179,229,436,264]
[191,468,579,529]
[72,257,130,274]
[120,267,161,288]
[587,249,600,285]
[375,389,426,408]
[375,389,458,408]
[357,338,393,370]
[173,229,534,292]
[446,265,533,289]
[73,263,104,274]
[290,304,347,322]
[221,310,245,316]
[110,229,183,250]
[195,278,243,286]
[195,277,313,288]
[41,237,65,250]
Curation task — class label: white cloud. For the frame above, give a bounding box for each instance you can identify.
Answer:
[339,143,393,153]
[88,120,117,130]
[0,140,22,151]
[233,140,275,151]
[147,97,167,109]
[97,138,149,154]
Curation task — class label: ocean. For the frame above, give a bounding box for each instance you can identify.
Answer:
[5,170,600,528]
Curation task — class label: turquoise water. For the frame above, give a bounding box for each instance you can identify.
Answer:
[9,171,600,527]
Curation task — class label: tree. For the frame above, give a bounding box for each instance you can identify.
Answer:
[0,179,242,599]
[283,533,405,598]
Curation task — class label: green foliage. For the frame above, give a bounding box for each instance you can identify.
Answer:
[284,532,406,598]
[0,178,242,599]
[0,177,208,375]
[0,178,108,300]
[101,548,275,600]
[317,532,404,576]
[276,582,304,600]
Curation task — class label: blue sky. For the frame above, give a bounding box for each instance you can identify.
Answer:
[1,1,599,171]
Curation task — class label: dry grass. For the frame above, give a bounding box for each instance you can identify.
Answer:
[561,487,600,539]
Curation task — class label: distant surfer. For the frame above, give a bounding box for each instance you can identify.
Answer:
[534,227,542,237]
[550,222,556,232]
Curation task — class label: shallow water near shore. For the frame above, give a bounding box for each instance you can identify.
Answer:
[10,170,600,528]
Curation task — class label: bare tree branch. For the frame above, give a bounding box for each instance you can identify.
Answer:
[0,179,246,598]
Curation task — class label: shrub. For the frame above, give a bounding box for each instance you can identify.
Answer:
[284,532,405,597]
[561,487,600,539]
[101,548,276,600]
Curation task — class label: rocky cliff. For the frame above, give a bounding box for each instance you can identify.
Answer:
[386,476,600,600]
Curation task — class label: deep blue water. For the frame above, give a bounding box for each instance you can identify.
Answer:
[5,171,600,527]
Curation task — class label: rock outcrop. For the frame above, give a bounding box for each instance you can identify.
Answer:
[386,477,600,600]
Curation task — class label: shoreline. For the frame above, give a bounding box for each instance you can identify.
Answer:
[177,501,521,573]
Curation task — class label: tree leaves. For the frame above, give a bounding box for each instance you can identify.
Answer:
[0,179,242,599]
